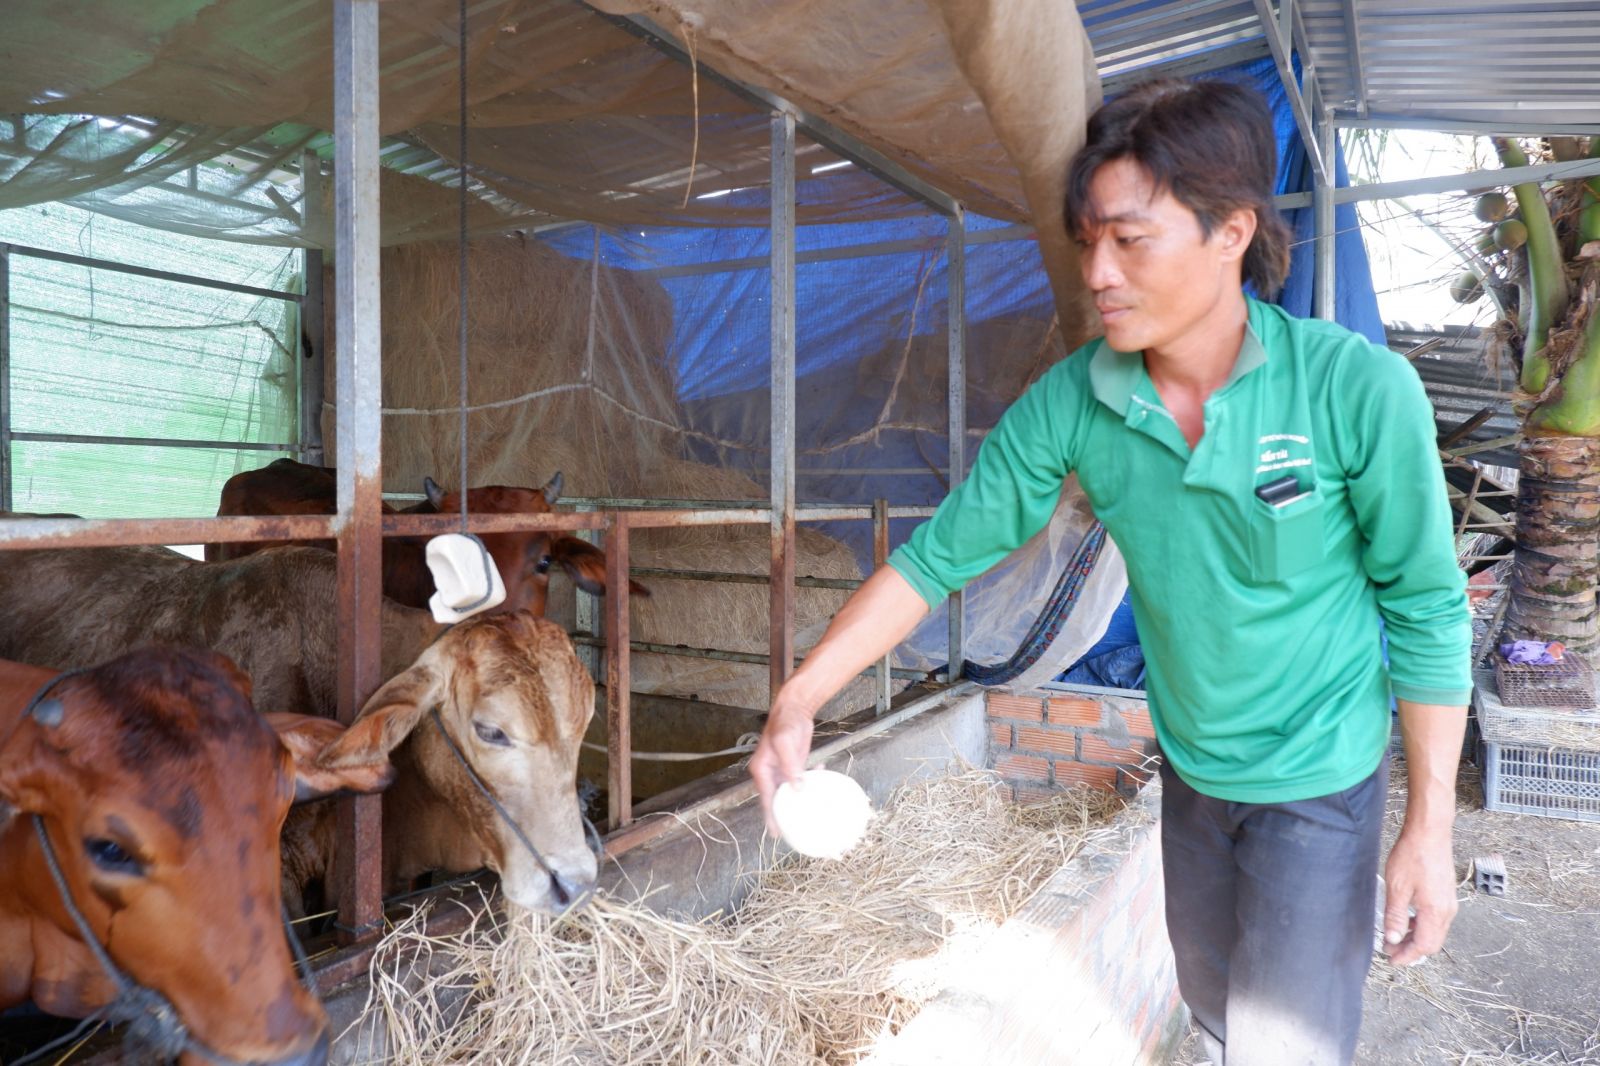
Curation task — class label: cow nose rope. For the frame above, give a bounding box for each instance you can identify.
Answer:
[442,0,496,615]
[14,672,322,1066]
[429,707,598,914]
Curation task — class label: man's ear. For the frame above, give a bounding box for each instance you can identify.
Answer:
[1214,206,1258,266]
[266,712,397,803]
[310,664,445,772]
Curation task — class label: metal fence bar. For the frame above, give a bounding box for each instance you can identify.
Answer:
[0,247,10,512]
[770,109,798,704]
[605,513,633,829]
[301,148,327,466]
[0,241,304,303]
[1313,114,1336,321]
[331,0,385,946]
[947,206,967,682]
[628,566,862,591]
[571,635,928,683]
[11,431,295,452]
[874,498,891,715]
[0,513,337,550]
[560,496,935,521]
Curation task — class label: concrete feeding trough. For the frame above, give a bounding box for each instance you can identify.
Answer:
[316,682,1182,1065]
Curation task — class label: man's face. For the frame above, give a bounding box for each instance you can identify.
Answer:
[1074,157,1248,355]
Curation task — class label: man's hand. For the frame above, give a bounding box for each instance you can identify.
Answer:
[750,699,815,836]
[1381,824,1458,967]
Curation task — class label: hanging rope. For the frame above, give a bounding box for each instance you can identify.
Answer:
[445,0,494,611]
[963,521,1108,687]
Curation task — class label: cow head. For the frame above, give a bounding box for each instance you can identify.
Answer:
[0,650,392,1066]
[314,611,598,914]
[422,471,647,616]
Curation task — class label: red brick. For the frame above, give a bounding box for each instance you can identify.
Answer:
[994,753,1050,782]
[989,721,1015,749]
[1047,696,1102,726]
[1014,784,1058,806]
[988,693,1046,722]
[1082,735,1148,765]
[1053,761,1119,790]
[1120,706,1156,738]
[1015,725,1077,757]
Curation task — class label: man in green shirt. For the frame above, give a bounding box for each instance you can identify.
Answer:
[751,78,1471,1064]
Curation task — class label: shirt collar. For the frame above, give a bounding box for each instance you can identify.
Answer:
[1088,296,1269,416]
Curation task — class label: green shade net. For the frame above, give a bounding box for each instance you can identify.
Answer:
[2,198,299,519]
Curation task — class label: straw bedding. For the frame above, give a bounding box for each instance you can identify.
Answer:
[354,770,1127,1065]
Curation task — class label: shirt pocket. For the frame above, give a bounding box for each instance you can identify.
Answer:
[1248,486,1326,583]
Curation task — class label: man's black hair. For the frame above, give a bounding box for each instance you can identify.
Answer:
[1064,78,1292,296]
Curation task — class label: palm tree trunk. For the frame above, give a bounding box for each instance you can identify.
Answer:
[1507,435,1600,653]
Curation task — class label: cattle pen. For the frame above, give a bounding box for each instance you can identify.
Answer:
[4,1,1600,1064]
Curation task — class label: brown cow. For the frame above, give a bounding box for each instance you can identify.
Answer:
[1,650,391,1066]
[205,459,643,615]
[0,543,598,915]
[282,613,598,915]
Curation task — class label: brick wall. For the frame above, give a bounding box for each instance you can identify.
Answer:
[987,687,1160,799]
[863,781,1185,1066]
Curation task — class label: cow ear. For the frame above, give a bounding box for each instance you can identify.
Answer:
[550,536,651,598]
[0,724,64,815]
[541,470,564,505]
[311,664,443,771]
[423,477,447,511]
[265,712,396,804]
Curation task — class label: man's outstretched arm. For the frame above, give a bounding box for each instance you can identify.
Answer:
[749,566,931,833]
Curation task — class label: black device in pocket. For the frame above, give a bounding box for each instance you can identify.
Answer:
[1255,474,1306,508]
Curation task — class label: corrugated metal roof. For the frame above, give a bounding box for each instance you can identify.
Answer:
[1079,0,1600,134]
[1389,324,1521,467]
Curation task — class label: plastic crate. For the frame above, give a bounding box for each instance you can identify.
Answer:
[1481,740,1600,823]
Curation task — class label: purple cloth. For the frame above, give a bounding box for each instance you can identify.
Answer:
[1500,640,1563,665]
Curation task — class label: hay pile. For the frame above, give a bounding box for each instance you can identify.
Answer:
[354,770,1126,1065]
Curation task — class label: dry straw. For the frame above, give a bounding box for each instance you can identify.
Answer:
[354,769,1126,1065]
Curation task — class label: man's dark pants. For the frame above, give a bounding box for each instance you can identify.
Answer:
[1158,753,1389,1066]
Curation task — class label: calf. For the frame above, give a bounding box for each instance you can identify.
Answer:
[206,459,636,615]
[284,613,598,915]
[0,650,390,1066]
[0,542,597,915]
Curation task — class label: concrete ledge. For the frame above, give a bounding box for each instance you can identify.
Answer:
[863,779,1185,1066]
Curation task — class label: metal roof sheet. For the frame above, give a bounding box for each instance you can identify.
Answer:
[1079,0,1600,134]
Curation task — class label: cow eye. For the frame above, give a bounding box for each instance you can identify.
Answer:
[533,554,552,575]
[473,722,510,747]
[84,838,143,876]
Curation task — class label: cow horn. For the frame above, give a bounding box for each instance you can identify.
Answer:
[31,698,64,728]
[424,476,447,510]
[542,470,564,505]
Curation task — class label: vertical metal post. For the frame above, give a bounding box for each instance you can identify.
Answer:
[769,110,797,702]
[946,206,967,681]
[1313,114,1337,321]
[873,498,891,715]
[0,248,11,512]
[331,0,385,944]
[300,150,327,465]
[573,503,602,682]
[605,513,632,829]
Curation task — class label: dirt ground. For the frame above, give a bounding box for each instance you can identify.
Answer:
[1170,759,1600,1065]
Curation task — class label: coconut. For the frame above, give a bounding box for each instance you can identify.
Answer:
[1474,192,1510,223]
[1494,218,1529,252]
[1450,272,1484,304]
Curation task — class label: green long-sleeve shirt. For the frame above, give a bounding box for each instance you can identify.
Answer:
[890,298,1471,802]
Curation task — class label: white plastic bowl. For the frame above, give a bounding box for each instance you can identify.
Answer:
[772,769,873,860]
[425,532,507,624]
